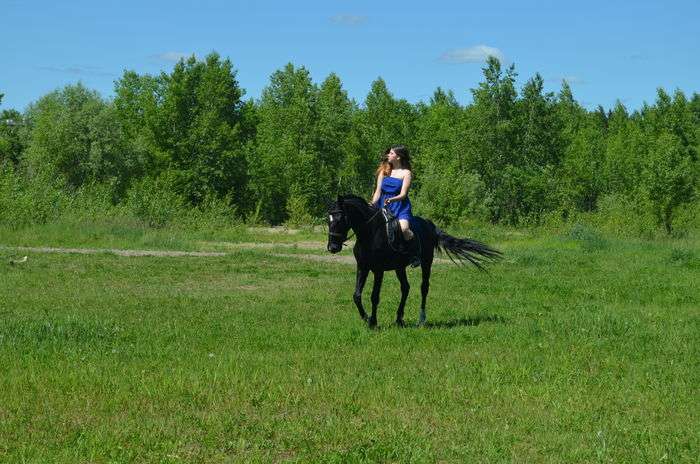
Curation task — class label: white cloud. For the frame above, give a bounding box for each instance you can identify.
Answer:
[37,65,113,77]
[439,45,504,63]
[330,14,367,25]
[151,52,193,62]
[547,75,586,85]
[562,76,585,85]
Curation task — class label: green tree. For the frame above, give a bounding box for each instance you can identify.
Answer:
[315,73,356,204]
[24,83,140,196]
[0,108,26,166]
[113,71,161,171]
[414,88,463,176]
[154,53,248,207]
[603,101,646,196]
[636,89,699,233]
[508,73,563,221]
[414,88,486,223]
[689,93,700,125]
[250,63,320,224]
[517,73,562,168]
[555,81,605,213]
[467,56,519,223]
[559,119,606,212]
[556,80,586,143]
[642,132,697,233]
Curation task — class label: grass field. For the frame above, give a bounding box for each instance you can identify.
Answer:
[0,222,698,463]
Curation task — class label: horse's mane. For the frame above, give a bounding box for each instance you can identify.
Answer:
[340,194,377,214]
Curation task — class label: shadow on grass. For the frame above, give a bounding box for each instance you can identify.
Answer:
[369,314,507,331]
[422,314,506,329]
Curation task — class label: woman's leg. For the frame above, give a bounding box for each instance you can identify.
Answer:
[399,218,420,266]
[399,219,414,241]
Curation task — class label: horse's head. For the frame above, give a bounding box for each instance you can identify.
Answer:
[327,196,351,254]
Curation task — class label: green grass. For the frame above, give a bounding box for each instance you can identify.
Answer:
[0,218,328,256]
[0,223,698,462]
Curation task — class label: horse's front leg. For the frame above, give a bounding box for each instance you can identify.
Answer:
[418,260,432,327]
[368,270,384,328]
[353,266,370,322]
[395,267,410,327]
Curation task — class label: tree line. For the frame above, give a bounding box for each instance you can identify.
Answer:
[1,53,699,232]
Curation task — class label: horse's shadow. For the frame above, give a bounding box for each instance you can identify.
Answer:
[370,313,506,331]
[419,313,506,329]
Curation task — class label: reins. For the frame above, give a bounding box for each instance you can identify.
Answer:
[330,203,383,245]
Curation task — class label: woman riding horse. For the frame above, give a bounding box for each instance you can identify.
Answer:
[370,145,420,266]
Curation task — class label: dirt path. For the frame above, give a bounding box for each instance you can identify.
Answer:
[1,243,452,264]
[0,245,227,258]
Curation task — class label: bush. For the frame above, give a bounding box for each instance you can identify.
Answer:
[177,194,240,231]
[414,168,488,225]
[592,193,658,238]
[61,181,122,223]
[123,174,186,228]
[285,191,314,227]
[568,222,607,251]
[0,165,69,228]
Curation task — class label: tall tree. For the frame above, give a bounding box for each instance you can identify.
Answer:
[154,53,248,206]
[554,82,604,213]
[113,71,161,171]
[637,89,699,233]
[250,63,320,223]
[642,132,697,233]
[518,73,562,168]
[23,83,139,195]
[467,56,519,223]
[559,117,606,212]
[413,88,485,223]
[507,73,563,221]
[603,101,645,196]
[315,73,356,204]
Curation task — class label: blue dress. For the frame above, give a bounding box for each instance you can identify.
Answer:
[375,176,413,220]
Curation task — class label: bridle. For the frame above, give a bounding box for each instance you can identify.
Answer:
[328,208,354,243]
[328,204,383,245]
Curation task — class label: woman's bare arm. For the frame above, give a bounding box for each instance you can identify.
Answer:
[371,172,384,205]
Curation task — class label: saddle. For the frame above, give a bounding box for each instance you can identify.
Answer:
[381,208,421,267]
[381,208,402,250]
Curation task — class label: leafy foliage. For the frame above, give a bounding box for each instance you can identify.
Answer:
[2,54,699,233]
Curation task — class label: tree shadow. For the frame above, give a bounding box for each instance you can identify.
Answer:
[421,314,507,329]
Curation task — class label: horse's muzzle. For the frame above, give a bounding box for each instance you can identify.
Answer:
[327,242,342,253]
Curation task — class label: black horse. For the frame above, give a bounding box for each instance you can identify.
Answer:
[327,194,501,327]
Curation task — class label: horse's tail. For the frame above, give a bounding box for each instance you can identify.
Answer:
[428,221,502,271]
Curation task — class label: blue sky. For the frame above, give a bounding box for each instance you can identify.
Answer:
[2,0,698,112]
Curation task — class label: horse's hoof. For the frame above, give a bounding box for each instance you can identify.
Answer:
[367,318,378,329]
[395,319,405,328]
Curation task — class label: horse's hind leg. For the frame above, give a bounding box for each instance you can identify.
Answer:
[418,260,432,326]
[368,270,384,328]
[353,267,370,322]
[395,267,410,327]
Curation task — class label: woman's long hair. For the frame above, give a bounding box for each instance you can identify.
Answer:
[375,145,412,177]
[375,148,392,176]
[392,145,412,171]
